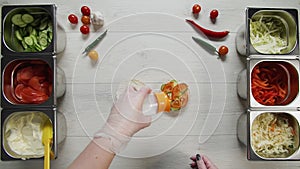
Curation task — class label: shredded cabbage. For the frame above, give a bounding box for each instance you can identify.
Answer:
[251,113,296,158]
[250,16,288,54]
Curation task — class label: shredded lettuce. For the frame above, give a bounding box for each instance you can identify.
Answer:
[250,16,288,54]
[251,113,296,158]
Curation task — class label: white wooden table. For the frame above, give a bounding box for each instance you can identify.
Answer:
[1,0,300,168]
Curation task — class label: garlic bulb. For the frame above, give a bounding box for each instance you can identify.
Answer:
[91,11,104,27]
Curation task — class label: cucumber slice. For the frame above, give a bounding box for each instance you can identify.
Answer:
[30,35,38,46]
[39,38,48,46]
[30,17,41,27]
[18,23,27,27]
[39,32,48,39]
[39,17,49,30]
[40,17,48,24]
[48,32,53,43]
[19,28,27,37]
[12,12,52,52]
[15,30,23,41]
[11,14,26,26]
[26,26,33,34]
[170,107,181,111]
[24,36,33,46]
[21,40,28,49]
[39,20,48,30]
[21,14,34,24]
[47,21,53,28]
[41,30,48,34]
[30,28,37,36]
[41,46,47,51]
[46,24,53,32]
[34,44,42,51]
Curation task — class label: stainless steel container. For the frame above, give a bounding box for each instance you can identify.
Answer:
[247,110,300,160]
[1,57,56,108]
[1,5,57,56]
[0,4,66,161]
[245,8,299,56]
[247,57,300,109]
[237,7,300,161]
[1,109,57,160]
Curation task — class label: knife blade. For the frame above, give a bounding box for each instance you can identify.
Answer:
[192,36,218,54]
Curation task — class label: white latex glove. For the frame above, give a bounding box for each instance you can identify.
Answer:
[94,85,152,154]
[190,154,218,169]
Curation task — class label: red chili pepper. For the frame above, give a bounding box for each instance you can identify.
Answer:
[186,19,229,38]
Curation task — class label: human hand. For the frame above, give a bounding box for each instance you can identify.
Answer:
[106,85,152,137]
[190,154,218,169]
[94,85,152,154]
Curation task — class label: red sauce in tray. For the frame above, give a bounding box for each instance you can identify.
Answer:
[12,61,52,104]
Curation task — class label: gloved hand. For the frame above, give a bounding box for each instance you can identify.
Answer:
[94,85,152,154]
[190,154,218,169]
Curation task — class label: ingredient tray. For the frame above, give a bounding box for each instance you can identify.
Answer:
[1,108,57,161]
[247,110,300,160]
[245,7,299,56]
[1,4,57,56]
[240,7,300,161]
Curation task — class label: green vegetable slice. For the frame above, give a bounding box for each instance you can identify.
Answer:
[21,40,28,49]
[24,36,33,46]
[34,44,42,51]
[39,17,48,30]
[19,28,27,37]
[11,14,26,26]
[39,38,48,47]
[26,26,33,34]
[39,32,48,39]
[30,35,38,46]
[30,28,37,36]
[21,14,34,24]
[15,30,23,41]
[48,32,53,43]
[18,23,27,27]
[11,12,52,51]
[47,21,53,28]
[30,17,41,27]
[171,107,181,111]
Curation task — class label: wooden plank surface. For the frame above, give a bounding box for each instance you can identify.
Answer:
[1,0,300,168]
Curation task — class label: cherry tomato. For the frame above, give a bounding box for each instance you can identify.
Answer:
[88,50,99,61]
[210,9,219,19]
[218,45,229,56]
[192,4,201,14]
[81,6,91,16]
[68,14,78,24]
[81,15,91,24]
[80,25,90,34]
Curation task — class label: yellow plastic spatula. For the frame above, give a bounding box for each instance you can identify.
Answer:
[42,119,53,169]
